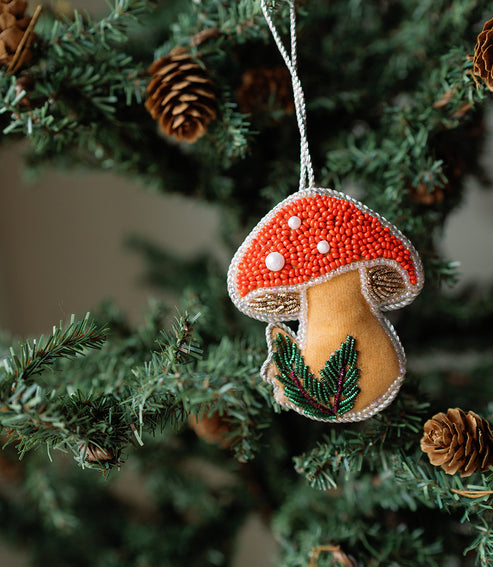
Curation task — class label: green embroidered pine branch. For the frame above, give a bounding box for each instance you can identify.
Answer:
[320,335,360,416]
[272,333,360,420]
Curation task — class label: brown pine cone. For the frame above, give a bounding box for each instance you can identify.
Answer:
[310,544,358,567]
[145,49,217,143]
[409,181,445,205]
[81,442,115,463]
[0,0,35,68]
[473,18,493,91]
[189,411,233,449]
[420,408,493,477]
[15,73,33,106]
[236,65,295,115]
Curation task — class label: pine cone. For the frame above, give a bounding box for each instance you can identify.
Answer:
[189,412,233,449]
[236,66,295,115]
[145,50,217,143]
[409,181,445,205]
[15,73,34,106]
[310,544,358,567]
[81,443,115,463]
[420,408,493,477]
[0,0,35,68]
[473,18,493,91]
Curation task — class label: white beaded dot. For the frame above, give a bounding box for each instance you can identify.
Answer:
[265,252,285,272]
[316,240,330,254]
[288,215,301,229]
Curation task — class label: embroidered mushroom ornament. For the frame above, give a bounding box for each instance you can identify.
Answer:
[227,188,424,422]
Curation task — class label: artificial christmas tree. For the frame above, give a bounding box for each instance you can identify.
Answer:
[0,1,493,566]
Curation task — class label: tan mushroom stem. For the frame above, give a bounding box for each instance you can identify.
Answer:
[274,269,402,413]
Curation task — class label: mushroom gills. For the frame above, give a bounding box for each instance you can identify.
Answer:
[366,265,406,304]
[248,291,301,316]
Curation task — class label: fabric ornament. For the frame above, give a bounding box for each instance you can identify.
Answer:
[227,0,424,423]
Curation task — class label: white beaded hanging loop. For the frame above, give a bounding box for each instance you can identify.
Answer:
[260,0,315,191]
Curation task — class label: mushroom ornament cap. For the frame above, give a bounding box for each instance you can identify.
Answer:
[227,188,424,423]
[228,188,423,320]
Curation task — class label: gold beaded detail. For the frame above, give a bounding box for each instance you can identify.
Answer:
[248,291,300,315]
[366,265,406,305]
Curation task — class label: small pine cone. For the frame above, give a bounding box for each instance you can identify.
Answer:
[420,408,493,477]
[189,412,233,449]
[311,545,358,567]
[331,549,358,567]
[145,49,217,143]
[473,18,493,91]
[409,181,445,205]
[0,0,35,68]
[236,65,295,115]
[82,443,115,463]
[15,74,34,106]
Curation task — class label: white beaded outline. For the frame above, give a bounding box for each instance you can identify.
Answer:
[227,187,424,422]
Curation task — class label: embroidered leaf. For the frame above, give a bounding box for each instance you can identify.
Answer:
[272,333,361,420]
[320,335,360,416]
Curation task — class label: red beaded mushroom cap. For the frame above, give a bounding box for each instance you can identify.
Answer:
[227,188,424,321]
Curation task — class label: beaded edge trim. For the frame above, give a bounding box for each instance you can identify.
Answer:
[227,187,425,322]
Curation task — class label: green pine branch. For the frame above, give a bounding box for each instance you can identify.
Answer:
[0,0,150,159]
[273,472,444,567]
[324,47,487,287]
[395,457,493,566]
[293,382,430,490]
[1,313,107,383]
[466,520,493,567]
[157,0,263,55]
[0,314,108,459]
[0,305,273,471]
